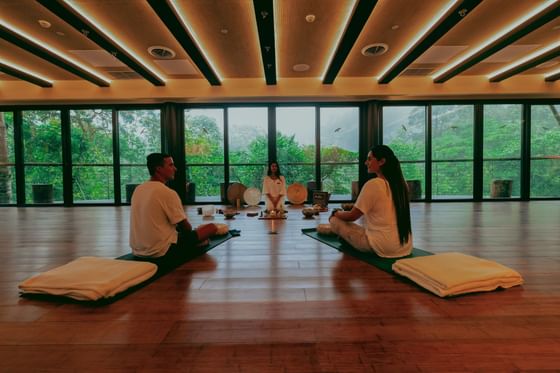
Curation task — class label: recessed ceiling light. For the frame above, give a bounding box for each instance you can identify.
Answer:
[148,46,176,59]
[305,14,316,23]
[56,31,65,36]
[553,25,560,30]
[361,43,389,56]
[293,63,310,72]
[391,25,399,30]
[38,20,51,28]
[220,29,228,34]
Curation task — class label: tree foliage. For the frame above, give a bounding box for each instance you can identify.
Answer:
[1,104,559,204]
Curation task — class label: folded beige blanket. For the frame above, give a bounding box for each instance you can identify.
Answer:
[19,256,157,301]
[392,252,523,297]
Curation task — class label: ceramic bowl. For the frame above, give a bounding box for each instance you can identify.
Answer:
[302,208,315,218]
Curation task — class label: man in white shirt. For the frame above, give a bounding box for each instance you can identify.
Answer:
[130,153,217,258]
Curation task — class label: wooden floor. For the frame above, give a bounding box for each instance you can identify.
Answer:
[1,202,559,372]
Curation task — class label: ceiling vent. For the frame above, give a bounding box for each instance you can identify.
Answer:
[401,67,434,76]
[361,43,388,57]
[148,46,176,59]
[107,71,141,80]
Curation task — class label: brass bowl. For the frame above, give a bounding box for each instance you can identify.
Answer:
[223,209,236,219]
[341,203,354,211]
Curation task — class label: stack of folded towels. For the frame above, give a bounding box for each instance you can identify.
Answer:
[392,252,524,297]
[19,256,157,301]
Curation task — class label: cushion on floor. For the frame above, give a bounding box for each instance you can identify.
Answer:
[18,256,157,301]
[392,252,524,297]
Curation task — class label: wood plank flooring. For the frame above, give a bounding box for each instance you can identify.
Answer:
[0,202,559,372]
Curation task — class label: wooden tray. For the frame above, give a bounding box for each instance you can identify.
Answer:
[258,215,287,220]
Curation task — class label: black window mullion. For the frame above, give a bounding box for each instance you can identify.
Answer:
[162,103,185,202]
[223,107,230,201]
[315,106,320,190]
[425,105,432,201]
[268,105,276,163]
[13,110,25,205]
[473,104,484,201]
[521,103,531,200]
[113,109,121,205]
[61,109,73,206]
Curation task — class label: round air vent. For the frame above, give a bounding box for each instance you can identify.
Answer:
[148,46,176,59]
[361,43,388,57]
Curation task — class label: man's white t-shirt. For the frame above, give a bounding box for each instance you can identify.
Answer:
[129,181,187,257]
[354,178,413,258]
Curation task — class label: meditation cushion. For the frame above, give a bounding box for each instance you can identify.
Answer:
[392,252,523,297]
[19,256,157,301]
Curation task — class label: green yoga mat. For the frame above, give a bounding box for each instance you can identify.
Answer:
[302,228,432,273]
[117,230,239,277]
[21,230,238,305]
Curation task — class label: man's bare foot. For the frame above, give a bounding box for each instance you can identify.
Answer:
[196,239,210,248]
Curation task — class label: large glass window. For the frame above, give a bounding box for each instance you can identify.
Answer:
[320,107,359,199]
[276,107,315,186]
[118,109,161,203]
[530,104,560,197]
[0,112,15,204]
[432,105,474,199]
[22,110,62,204]
[483,104,522,198]
[383,106,426,199]
[228,107,268,188]
[71,109,113,203]
[185,108,224,202]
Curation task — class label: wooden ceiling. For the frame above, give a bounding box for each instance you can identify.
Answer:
[0,0,559,104]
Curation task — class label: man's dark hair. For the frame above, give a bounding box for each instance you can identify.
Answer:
[146,153,171,176]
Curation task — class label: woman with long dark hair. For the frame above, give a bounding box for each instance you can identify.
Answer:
[262,161,287,212]
[329,145,412,257]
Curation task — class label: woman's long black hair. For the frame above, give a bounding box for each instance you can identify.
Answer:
[371,145,411,245]
[267,161,282,177]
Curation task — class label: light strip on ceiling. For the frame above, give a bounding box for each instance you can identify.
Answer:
[377,0,459,81]
[320,0,357,80]
[272,0,278,82]
[432,0,558,81]
[61,0,166,83]
[0,18,111,85]
[169,0,223,82]
[545,67,560,79]
[0,59,54,84]
[487,40,560,80]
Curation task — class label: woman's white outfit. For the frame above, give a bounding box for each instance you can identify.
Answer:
[330,178,413,258]
[262,175,287,211]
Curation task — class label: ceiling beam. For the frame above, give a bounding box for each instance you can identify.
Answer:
[37,0,165,86]
[489,44,560,82]
[147,0,221,86]
[322,0,378,85]
[0,23,109,87]
[378,0,483,84]
[0,61,52,87]
[253,0,276,85]
[434,3,560,83]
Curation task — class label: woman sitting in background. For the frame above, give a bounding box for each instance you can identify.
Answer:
[329,145,412,258]
[262,161,287,212]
